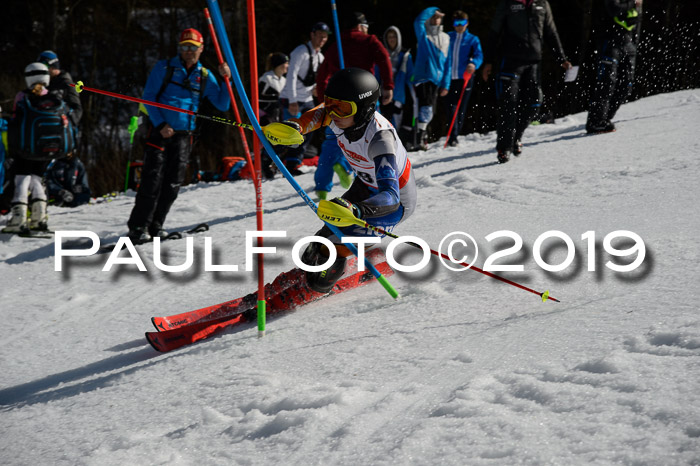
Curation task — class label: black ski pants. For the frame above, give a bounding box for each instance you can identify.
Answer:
[587,37,637,129]
[128,131,191,232]
[496,61,543,152]
[445,77,475,143]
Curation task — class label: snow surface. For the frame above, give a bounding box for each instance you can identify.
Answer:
[1,90,699,465]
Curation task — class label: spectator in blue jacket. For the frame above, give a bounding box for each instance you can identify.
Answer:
[411,7,452,151]
[444,11,483,147]
[127,28,231,243]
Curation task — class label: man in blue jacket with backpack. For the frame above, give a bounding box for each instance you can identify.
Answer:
[127,28,231,243]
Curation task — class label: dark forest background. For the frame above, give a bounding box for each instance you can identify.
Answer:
[1,0,699,198]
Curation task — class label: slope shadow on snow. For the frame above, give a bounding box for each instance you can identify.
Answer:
[0,345,158,408]
[411,148,494,173]
[0,330,244,408]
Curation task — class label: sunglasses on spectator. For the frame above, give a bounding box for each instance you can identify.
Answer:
[324,96,357,119]
[179,44,201,52]
[453,19,468,27]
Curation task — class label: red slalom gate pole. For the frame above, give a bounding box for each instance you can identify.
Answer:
[204,7,255,182]
[246,0,266,337]
[443,71,474,148]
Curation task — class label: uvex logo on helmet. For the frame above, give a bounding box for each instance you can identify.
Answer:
[358,91,373,99]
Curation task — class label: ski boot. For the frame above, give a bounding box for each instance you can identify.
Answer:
[128,226,152,244]
[497,150,512,164]
[149,223,169,240]
[1,203,29,234]
[29,199,50,231]
[513,140,523,156]
[301,242,348,294]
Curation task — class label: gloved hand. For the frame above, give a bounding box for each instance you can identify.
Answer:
[262,121,304,146]
[330,197,362,219]
[59,189,74,204]
[317,198,363,227]
[280,120,301,132]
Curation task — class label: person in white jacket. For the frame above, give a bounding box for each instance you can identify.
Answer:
[280,22,330,174]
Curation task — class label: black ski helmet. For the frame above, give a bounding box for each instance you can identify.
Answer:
[324,67,380,127]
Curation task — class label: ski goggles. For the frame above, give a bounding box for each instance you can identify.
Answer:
[179,44,202,52]
[324,96,357,119]
[453,19,468,27]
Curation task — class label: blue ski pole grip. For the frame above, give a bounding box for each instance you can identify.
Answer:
[206,0,398,299]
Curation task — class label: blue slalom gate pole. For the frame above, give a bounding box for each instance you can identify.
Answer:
[206,0,398,299]
[330,0,345,69]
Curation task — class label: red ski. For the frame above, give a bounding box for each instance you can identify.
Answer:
[146,249,393,352]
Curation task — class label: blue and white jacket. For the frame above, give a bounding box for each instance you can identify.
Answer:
[142,56,230,131]
[411,7,452,90]
[447,29,484,80]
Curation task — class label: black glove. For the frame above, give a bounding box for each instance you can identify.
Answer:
[330,197,362,220]
[280,120,301,132]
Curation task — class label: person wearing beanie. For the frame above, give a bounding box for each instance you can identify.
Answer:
[279,21,330,175]
[313,11,394,200]
[2,63,54,234]
[37,50,83,125]
[126,28,231,243]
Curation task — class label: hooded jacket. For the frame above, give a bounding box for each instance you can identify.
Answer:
[411,7,452,89]
[484,0,567,65]
[316,29,394,100]
[381,26,414,105]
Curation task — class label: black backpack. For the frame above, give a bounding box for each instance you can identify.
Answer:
[8,92,77,161]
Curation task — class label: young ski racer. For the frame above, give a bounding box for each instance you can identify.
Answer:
[285,67,417,293]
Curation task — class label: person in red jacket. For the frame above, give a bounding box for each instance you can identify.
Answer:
[316,11,394,103]
[313,11,395,202]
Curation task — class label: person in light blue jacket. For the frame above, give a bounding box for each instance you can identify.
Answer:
[445,10,483,147]
[127,28,231,243]
[411,7,452,150]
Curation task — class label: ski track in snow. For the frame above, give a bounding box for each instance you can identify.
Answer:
[1,90,700,465]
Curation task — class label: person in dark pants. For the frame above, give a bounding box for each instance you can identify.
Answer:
[444,10,483,147]
[127,28,230,243]
[586,0,642,134]
[481,0,571,164]
[411,7,451,151]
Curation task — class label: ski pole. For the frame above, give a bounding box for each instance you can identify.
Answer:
[443,71,473,148]
[317,200,559,303]
[203,8,255,170]
[71,82,303,146]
